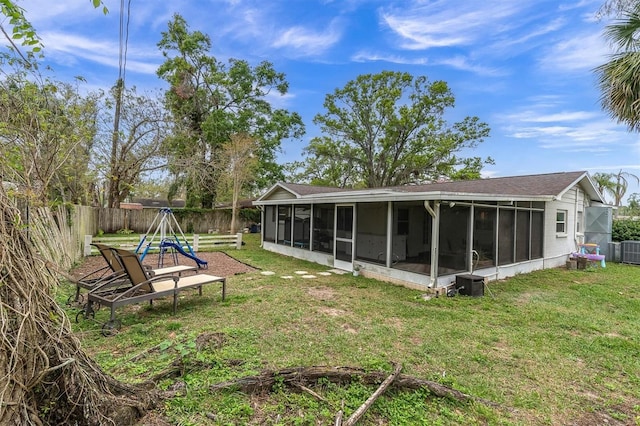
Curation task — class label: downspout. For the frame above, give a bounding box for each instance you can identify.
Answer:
[574,189,581,248]
[424,201,439,288]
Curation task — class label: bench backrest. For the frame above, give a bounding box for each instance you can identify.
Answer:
[112,248,154,293]
[93,243,124,275]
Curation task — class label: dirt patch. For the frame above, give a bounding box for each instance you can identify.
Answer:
[306,286,335,300]
[71,251,256,279]
[196,332,226,351]
[135,411,173,426]
[317,307,345,316]
[341,324,358,334]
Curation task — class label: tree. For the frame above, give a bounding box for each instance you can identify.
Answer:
[592,169,639,208]
[0,72,99,205]
[595,4,640,131]
[303,71,491,188]
[216,133,259,234]
[612,169,639,206]
[0,0,106,61]
[597,0,638,18]
[0,3,155,425]
[628,192,640,214]
[94,86,171,208]
[592,171,616,203]
[157,14,304,208]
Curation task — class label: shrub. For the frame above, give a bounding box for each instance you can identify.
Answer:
[613,219,640,241]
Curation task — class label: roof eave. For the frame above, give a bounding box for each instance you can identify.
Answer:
[253,190,555,205]
[554,172,605,203]
[255,182,302,202]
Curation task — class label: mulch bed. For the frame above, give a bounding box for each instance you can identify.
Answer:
[70,251,256,280]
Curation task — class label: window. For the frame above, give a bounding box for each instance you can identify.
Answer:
[473,207,496,268]
[396,208,409,235]
[264,206,276,243]
[293,205,311,249]
[576,210,583,233]
[515,210,530,262]
[312,204,334,254]
[438,205,469,274]
[498,209,515,265]
[531,211,543,259]
[356,202,387,265]
[556,210,567,234]
[392,202,432,275]
[277,206,292,245]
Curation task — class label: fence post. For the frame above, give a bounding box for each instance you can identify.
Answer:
[236,232,243,249]
[84,235,93,256]
[193,234,199,252]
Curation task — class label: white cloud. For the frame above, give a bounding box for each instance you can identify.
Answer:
[40,31,160,75]
[379,2,528,50]
[538,31,609,72]
[272,21,342,56]
[435,56,505,77]
[504,110,600,123]
[351,50,428,65]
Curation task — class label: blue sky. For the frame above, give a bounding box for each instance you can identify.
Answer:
[12,0,640,202]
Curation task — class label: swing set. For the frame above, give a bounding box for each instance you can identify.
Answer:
[135,208,208,269]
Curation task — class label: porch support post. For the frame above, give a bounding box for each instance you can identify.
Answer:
[424,201,440,288]
[386,202,393,268]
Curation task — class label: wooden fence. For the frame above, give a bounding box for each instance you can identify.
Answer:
[83,232,244,256]
[96,207,251,235]
[20,203,253,265]
[27,205,97,269]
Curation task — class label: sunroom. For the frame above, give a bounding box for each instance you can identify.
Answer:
[253,171,608,290]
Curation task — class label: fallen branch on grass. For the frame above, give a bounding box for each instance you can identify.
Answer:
[209,365,505,409]
[340,363,402,426]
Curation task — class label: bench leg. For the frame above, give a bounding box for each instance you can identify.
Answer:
[222,279,226,301]
[172,292,178,315]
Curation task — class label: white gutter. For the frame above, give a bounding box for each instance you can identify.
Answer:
[423,200,436,218]
[254,192,555,206]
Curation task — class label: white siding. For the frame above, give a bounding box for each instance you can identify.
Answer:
[268,188,297,201]
[544,185,591,260]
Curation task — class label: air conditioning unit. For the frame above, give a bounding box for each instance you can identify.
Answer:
[455,274,484,297]
[621,241,640,265]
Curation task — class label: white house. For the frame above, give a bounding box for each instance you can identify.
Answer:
[253,171,611,290]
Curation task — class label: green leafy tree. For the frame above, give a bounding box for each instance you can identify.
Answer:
[0,4,154,426]
[303,71,491,188]
[592,172,616,203]
[0,0,106,61]
[157,14,304,208]
[628,192,640,210]
[0,72,99,205]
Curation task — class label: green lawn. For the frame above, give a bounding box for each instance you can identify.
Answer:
[62,234,640,425]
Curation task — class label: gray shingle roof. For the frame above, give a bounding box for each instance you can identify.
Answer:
[279,182,354,196]
[390,171,588,197]
[257,171,603,204]
[279,171,587,197]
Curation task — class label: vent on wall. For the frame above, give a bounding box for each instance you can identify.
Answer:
[621,241,640,265]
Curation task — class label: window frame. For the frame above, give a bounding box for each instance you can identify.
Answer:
[556,209,567,236]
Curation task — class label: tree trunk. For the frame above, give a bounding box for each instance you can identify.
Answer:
[209,365,503,409]
[0,184,155,425]
[108,78,124,208]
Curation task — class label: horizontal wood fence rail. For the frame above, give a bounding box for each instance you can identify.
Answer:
[84,233,243,256]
